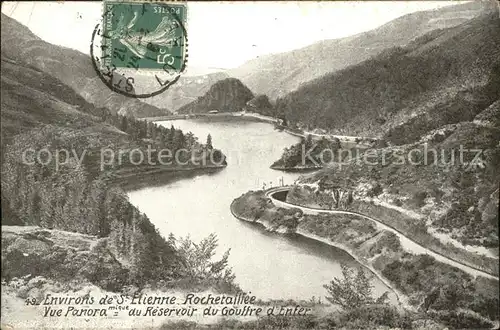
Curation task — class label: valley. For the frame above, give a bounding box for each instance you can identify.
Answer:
[1,2,499,329]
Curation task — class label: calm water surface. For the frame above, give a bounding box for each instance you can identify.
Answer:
[127,118,394,301]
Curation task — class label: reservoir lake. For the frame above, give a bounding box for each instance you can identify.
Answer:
[127,118,394,302]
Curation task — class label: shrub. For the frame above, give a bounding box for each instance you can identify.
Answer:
[340,305,412,329]
[367,183,383,197]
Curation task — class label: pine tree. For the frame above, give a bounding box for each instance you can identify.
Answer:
[173,130,185,150]
[121,116,128,133]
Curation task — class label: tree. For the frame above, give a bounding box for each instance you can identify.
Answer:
[367,183,383,197]
[324,264,389,310]
[150,123,157,141]
[376,139,388,148]
[206,134,213,149]
[185,132,196,148]
[173,130,185,150]
[174,233,235,284]
[165,127,175,148]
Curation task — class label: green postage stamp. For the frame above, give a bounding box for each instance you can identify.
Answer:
[101,1,187,72]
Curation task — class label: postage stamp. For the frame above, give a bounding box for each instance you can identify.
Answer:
[91,0,187,98]
[101,1,186,71]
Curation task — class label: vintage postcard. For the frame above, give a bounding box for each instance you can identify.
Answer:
[1,0,499,329]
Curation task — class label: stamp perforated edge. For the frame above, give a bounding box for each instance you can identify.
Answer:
[99,0,188,76]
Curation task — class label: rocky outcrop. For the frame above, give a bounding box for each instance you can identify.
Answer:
[474,99,500,128]
[177,78,254,114]
[230,191,301,234]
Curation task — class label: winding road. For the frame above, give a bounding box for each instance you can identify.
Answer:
[265,186,499,281]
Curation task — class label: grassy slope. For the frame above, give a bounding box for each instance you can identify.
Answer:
[287,115,500,269]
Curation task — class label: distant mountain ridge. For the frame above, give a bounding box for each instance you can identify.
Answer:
[0,13,169,118]
[136,2,492,112]
[177,78,254,114]
[1,30,233,295]
[228,1,493,100]
[274,10,500,143]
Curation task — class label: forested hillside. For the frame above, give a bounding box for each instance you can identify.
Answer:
[0,14,168,118]
[261,6,500,328]
[246,94,274,117]
[228,1,491,100]
[274,11,500,140]
[177,78,254,114]
[281,18,500,248]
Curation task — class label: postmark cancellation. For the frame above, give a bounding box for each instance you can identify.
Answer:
[91,0,188,97]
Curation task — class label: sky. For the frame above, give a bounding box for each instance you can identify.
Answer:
[2,1,463,75]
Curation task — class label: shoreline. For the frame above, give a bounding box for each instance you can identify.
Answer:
[270,165,323,172]
[295,228,410,310]
[109,164,226,191]
[229,200,409,310]
[146,113,375,147]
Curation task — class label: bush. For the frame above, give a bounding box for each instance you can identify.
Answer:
[324,264,389,309]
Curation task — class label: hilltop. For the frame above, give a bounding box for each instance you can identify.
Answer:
[177,78,254,114]
[228,1,492,100]
[0,13,168,118]
[273,11,500,141]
